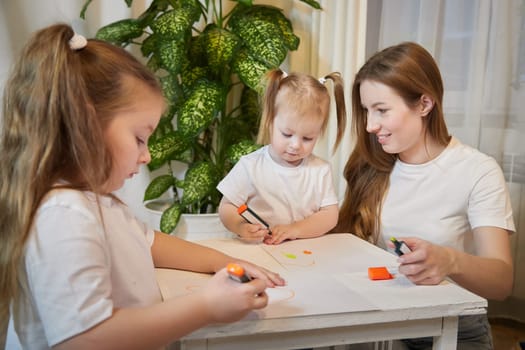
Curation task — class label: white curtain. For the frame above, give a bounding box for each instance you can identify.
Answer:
[371,0,525,321]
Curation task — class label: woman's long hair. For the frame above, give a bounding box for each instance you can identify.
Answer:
[333,42,450,242]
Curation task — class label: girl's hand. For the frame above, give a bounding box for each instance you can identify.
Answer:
[264,224,299,245]
[202,268,268,323]
[237,223,270,243]
[394,237,455,285]
[234,260,286,287]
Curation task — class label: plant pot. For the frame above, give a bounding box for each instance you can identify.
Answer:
[145,199,235,241]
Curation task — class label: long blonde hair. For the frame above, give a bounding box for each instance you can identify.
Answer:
[257,69,346,154]
[334,42,450,241]
[0,24,162,336]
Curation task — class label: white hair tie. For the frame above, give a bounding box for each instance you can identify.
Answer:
[318,77,326,84]
[281,70,288,78]
[69,33,87,50]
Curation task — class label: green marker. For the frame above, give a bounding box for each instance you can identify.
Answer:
[390,237,411,256]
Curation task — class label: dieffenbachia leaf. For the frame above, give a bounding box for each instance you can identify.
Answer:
[177,80,224,138]
[144,174,174,201]
[180,162,219,205]
[160,202,182,233]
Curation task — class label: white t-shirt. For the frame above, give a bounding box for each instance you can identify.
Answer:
[380,137,515,254]
[217,145,338,227]
[7,188,162,349]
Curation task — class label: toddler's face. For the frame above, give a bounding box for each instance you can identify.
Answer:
[269,106,323,167]
[103,82,163,193]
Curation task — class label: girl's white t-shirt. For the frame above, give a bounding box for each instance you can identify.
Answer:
[380,137,515,254]
[7,188,161,349]
[217,145,338,227]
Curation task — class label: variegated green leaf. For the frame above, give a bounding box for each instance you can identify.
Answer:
[157,39,185,73]
[180,162,219,205]
[229,16,287,67]
[95,19,144,45]
[226,140,260,164]
[151,8,194,39]
[180,0,202,21]
[203,26,241,73]
[148,131,190,170]
[177,80,224,138]
[144,174,174,201]
[232,49,272,91]
[180,63,209,94]
[160,202,182,233]
[238,6,300,50]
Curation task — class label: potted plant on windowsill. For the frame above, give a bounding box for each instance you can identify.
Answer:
[81,0,321,234]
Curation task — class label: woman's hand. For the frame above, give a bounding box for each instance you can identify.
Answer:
[392,228,513,299]
[201,268,269,323]
[392,237,456,285]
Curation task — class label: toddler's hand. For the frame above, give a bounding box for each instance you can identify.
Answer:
[264,224,299,244]
[237,223,270,243]
[202,268,268,323]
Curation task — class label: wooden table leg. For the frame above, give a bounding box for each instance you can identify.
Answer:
[433,316,458,350]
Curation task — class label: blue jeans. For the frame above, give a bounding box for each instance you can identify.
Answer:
[401,314,493,350]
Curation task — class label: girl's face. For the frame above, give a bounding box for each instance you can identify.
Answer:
[103,82,164,193]
[269,104,323,167]
[360,80,429,164]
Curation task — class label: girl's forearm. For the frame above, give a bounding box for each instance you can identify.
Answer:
[293,205,338,238]
[152,232,231,273]
[55,292,212,350]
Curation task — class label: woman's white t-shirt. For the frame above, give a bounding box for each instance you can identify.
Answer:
[380,137,515,254]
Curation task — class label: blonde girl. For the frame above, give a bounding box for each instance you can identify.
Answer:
[0,23,283,349]
[218,69,346,245]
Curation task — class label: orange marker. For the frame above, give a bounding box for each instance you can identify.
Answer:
[368,266,393,280]
[237,204,271,235]
[226,263,251,283]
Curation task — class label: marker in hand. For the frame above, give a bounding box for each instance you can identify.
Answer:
[237,204,271,235]
[390,237,411,256]
[226,263,252,283]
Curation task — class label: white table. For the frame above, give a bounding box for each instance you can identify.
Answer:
[155,233,487,350]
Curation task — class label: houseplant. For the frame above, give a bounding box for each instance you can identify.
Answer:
[80,0,321,233]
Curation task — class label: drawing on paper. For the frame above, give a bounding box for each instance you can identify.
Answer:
[262,244,316,268]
